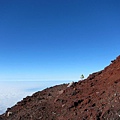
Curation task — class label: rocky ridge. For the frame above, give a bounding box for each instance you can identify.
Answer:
[1,56,120,120]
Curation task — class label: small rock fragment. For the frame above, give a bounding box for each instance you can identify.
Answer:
[7,112,12,117]
[67,81,74,87]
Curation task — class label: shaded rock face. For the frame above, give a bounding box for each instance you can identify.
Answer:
[1,56,120,120]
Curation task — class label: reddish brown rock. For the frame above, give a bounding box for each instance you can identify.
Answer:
[1,56,120,120]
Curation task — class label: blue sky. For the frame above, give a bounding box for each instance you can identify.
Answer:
[0,0,120,81]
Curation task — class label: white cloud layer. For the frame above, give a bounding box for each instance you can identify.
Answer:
[0,80,70,114]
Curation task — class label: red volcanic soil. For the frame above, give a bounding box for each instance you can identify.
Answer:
[1,56,120,120]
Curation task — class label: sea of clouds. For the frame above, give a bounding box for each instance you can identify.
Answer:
[0,80,69,114]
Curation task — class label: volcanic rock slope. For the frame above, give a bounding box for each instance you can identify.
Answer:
[1,56,120,120]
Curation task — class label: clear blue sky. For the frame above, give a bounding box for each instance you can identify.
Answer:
[0,0,120,81]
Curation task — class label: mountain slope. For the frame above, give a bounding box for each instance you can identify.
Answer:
[1,56,120,120]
